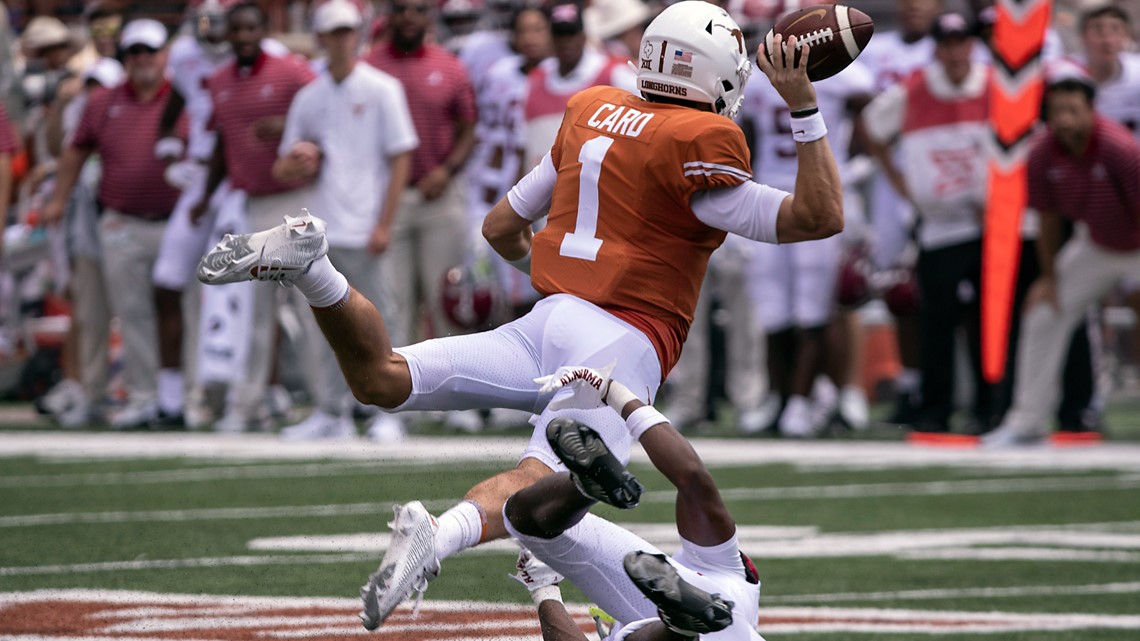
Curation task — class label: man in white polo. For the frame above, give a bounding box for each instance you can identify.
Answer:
[273,0,418,441]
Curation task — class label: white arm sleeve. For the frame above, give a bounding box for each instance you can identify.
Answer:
[861,85,906,145]
[691,181,789,244]
[506,152,557,221]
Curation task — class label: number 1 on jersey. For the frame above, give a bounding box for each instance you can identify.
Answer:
[560,135,614,261]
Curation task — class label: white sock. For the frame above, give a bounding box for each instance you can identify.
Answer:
[434,500,485,561]
[294,255,349,308]
[158,369,183,415]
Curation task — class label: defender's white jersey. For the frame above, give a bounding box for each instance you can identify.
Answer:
[469,54,531,209]
[740,61,873,191]
[860,31,934,92]
[167,35,231,161]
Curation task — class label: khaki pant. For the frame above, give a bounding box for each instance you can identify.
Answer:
[382,181,468,345]
[97,211,167,404]
[73,255,111,401]
[1001,229,1140,430]
[228,187,317,421]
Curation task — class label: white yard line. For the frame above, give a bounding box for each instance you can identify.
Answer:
[7,521,1140,576]
[0,554,379,577]
[2,431,1140,471]
[2,475,1137,529]
[4,591,1140,636]
[0,460,505,488]
[899,547,1140,562]
[763,581,1140,604]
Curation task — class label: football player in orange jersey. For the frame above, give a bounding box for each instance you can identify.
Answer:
[197,0,842,629]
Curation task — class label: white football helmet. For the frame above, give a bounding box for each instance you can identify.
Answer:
[636,1,753,119]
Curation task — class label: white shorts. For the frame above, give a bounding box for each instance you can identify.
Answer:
[393,293,662,469]
[869,173,914,270]
[505,512,764,641]
[151,167,229,290]
[749,234,841,332]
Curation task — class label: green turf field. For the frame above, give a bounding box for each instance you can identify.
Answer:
[1,414,1139,641]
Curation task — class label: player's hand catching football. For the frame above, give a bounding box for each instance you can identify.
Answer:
[756,33,817,112]
[535,361,616,411]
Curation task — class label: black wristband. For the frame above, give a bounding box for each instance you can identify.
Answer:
[790,106,820,118]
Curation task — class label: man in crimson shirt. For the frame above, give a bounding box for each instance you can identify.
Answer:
[193,1,317,432]
[985,72,1140,446]
[44,19,188,430]
[364,0,477,345]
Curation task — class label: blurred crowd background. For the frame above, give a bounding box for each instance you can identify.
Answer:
[0,0,1137,443]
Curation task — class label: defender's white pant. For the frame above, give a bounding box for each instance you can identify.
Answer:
[1002,230,1140,430]
[393,293,662,469]
[749,234,841,331]
[505,512,763,641]
[152,166,229,291]
[228,187,318,421]
[667,243,764,421]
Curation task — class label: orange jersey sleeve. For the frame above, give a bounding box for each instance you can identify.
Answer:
[530,85,752,376]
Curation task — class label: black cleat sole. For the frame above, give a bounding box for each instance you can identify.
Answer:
[546,417,643,509]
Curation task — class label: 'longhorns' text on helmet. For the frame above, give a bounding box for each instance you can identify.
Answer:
[636,0,753,119]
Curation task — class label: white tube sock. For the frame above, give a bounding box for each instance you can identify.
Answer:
[434,500,485,561]
[158,369,183,415]
[294,255,349,308]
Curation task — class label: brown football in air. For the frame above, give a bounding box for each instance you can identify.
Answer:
[762,4,875,81]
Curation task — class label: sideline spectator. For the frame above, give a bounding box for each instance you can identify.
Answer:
[863,13,995,432]
[364,0,477,344]
[1074,0,1140,138]
[193,1,317,432]
[43,19,186,429]
[738,53,875,436]
[985,72,1140,446]
[466,6,551,320]
[522,1,637,172]
[273,0,418,442]
[584,0,653,63]
[858,0,944,425]
[35,58,123,428]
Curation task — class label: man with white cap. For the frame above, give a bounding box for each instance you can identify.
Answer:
[272,0,418,441]
[584,0,653,63]
[44,18,189,430]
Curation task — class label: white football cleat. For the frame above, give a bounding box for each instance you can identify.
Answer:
[359,501,440,630]
[279,410,356,441]
[197,210,328,285]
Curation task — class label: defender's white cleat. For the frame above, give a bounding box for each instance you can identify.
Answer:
[359,501,440,630]
[197,210,329,285]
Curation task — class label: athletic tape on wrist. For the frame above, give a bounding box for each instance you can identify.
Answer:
[530,585,563,606]
[791,111,827,143]
[605,380,639,414]
[627,405,668,441]
[508,250,531,276]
